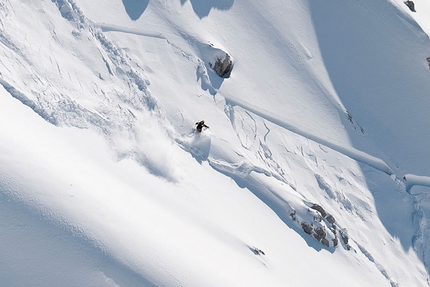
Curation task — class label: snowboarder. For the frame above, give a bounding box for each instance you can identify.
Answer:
[195,120,209,132]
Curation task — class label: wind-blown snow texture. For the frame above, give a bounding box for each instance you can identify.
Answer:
[1,0,430,286]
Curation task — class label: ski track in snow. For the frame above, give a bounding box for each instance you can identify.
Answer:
[90,22,430,194]
[77,17,353,254]
[4,0,430,252]
[2,0,430,285]
[87,17,430,282]
[88,23,398,173]
[53,5,430,187]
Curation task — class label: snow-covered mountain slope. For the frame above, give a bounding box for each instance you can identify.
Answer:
[1,0,430,286]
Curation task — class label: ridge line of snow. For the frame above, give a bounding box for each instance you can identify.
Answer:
[403,174,430,193]
[224,95,394,175]
[94,23,167,40]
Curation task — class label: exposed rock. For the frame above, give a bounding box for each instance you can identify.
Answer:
[340,230,349,245]
[301,222,313,235]
[209,53,234,78]
[326,214,336,224]
[290,210,297,221]
[321,238,330,247]
[302,203,355,251]
[346,244,356,252]
[313,227,326,242]
[311,204,327,217]
[404,0,416,12]
[330,228,336,237]
[332,237,339,247]
[310,203,335,224]
[201,43,234,78]
[313,214,322,222]
[250,246,265,256]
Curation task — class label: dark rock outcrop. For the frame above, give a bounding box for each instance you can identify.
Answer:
[311,203,335,224]
[321,238,330,247]
[301,222,313,235]
[332,237,339,247]
[209,53,234,78]
[311,204,327,217]
[405,0,416,12]
[326,214,336,224]
[313,227,326,242]
[340,230,349,245]
[250,246,265,256]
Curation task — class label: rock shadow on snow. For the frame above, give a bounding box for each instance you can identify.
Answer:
[181,0,234,18]
[196,62,224,95]
[122,0,149,20]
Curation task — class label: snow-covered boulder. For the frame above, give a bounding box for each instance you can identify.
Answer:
[209,52,234,78]
[200,44,234,78]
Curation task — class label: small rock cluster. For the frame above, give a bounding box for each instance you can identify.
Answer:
[296,203,353,250]
[250,246,265,256]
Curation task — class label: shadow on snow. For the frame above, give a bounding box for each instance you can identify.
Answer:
[121,0,149,20]
[309,0,430,273]
[180,0,234,19]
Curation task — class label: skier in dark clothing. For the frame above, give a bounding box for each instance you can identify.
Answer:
[195,120,209,132]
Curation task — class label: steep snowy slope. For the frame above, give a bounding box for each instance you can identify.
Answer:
[1,0,430,286]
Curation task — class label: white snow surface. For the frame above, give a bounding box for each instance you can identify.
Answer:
[1,0,430,286]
